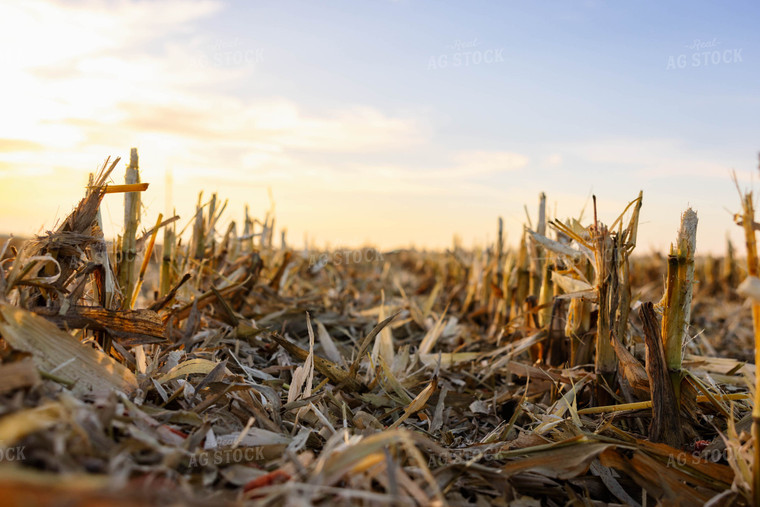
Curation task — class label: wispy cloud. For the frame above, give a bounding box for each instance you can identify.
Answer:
[0,0,535,245]
[559,136,739,181]
[0,139,44,152]
[0,0,439,238]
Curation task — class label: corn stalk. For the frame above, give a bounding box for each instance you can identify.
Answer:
[117,148,140,309]
[661,208,697,372]
[737,189,760,505]
[159,214,175,298]
[592,223,617,384]
[723,236,737,291]
[591,193,642,399]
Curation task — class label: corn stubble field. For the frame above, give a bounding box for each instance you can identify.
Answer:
[1,150,760,506]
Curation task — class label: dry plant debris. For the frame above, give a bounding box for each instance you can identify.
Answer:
[0,150,758,506]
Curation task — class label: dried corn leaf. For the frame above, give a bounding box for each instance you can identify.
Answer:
[157,358,229,383]
[389,376,437,429]
[551,272,594,297]
[0,303,137,396]
[419,352,479,368]
[288,313,316,403]
[501,437,613,480]
[315,319,343,366]
[0,402,65,446]
[418,307,448,355]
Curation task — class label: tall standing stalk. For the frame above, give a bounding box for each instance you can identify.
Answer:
[723,236,737,291]
[193,194,206,262]
[661,208,698,372]
[737,190,760,505]
[243,205,254,254]
[538,258,553,328]
[593,223,617,388]
[159,213,175,298]
[511,231,530,319]
[529,193,546,298]
[118,148,140,309]
[491,217,506,328]
[496,216,504,289]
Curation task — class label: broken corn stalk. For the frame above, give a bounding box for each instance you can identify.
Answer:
[130,213,163,309]
[737,187,760,505]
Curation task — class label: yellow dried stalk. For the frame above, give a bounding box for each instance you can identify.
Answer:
[529,193,547,299]
[737,190,760,505]
[499,250,514,324]
[97,183,149,194]
[578,393,749,415]
[512,231,530,318]
[130,213,163,309]
[538,258,553,327]
[206,193,218,257]
[222,221,239,261]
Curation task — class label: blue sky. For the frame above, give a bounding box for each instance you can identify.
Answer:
[0,0,758,253]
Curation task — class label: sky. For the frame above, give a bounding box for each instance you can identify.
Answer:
[0,0,758,254]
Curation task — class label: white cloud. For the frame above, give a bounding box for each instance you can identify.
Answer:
[0,0,220,69]
[0,0,426,158]
[559,137,734,181]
